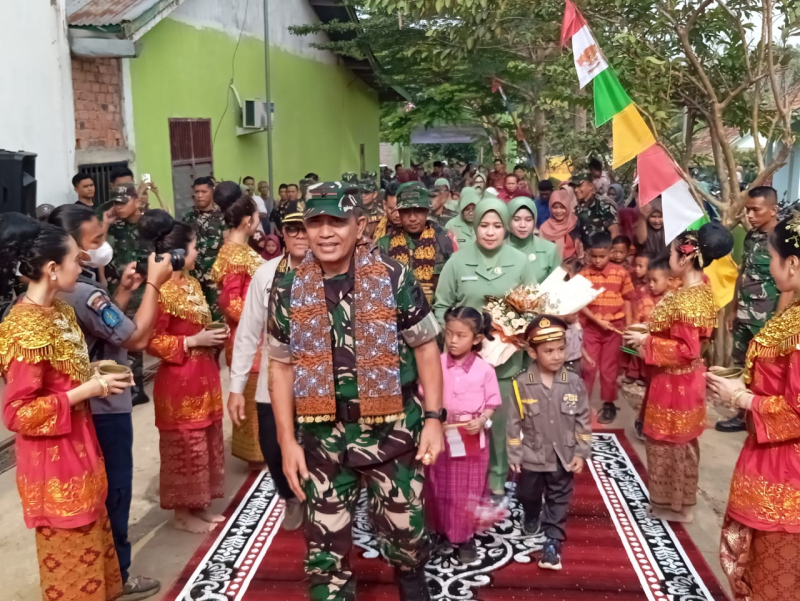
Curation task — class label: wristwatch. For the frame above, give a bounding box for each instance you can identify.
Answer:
[424,409,448,422]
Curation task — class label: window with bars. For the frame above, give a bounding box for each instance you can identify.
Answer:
[168,119,214,217]
[77,161,129,206]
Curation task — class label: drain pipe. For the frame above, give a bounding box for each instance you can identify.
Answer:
[263,0,274,200]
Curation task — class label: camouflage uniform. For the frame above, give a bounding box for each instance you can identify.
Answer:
[183,205,225,321]
[267,183,439,601]
[429,207,458,230]
[575,194,617,246]
[358,178,385,240]
[733,228,779,366]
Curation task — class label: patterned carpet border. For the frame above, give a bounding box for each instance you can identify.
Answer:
[165,432,727,601]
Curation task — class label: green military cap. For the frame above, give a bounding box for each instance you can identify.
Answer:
[341,172,358,184]
[361,171,377,180]
[304,181,358,219]
[358,178,378,193]
[396,181,431,210]
[571,171,592,184]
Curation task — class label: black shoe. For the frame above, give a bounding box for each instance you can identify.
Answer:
[715,415,746,433]
[396,567,431,601]
[132,393,150,407]
[598,404,617,425]
[523,515,540,536]
[538,539,562,571]
[634,419,645,441]
[457,538,478,564]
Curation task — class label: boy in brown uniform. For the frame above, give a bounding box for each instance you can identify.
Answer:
[508,315,592,571]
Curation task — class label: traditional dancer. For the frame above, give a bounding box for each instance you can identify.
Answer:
[0,213,132,601]
[267,182,445,601]
[708,213,800,600]
[211,194,265,468]
[625,223,732,523]
[140,210,228,533]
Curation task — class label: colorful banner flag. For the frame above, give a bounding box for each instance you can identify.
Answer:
[637,144,682,205]
[704,254,738,308]
[593,69,632,126]
[661,178,705,243]
[571,26,609,88]
[611,104,655,168]
[560,0,586,46]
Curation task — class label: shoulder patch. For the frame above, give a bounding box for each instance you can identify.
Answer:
[87,290,122,328]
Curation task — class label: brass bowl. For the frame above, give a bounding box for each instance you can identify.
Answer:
[205,322,227,331]
[626,324,648,334]
[709,367,743,379]
[97,363,132,377]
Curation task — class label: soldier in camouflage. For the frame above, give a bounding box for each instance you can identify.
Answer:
[267,182,445,601]
[105,183,149,405]
[359,177,385,240]
[428,178,458,229]
[183,177,227,321]
[572,172,619,247]
[717,186,793,433]
[376,182,456,304]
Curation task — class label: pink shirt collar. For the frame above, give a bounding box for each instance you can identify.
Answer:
[446,352,477,373]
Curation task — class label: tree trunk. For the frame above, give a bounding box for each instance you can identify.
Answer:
[680,108,696,170]
[534,106,547,178]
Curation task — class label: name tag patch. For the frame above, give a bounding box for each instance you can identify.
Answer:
[460,276,478,281]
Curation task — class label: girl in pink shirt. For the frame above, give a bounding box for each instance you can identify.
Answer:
[426,307,502,564]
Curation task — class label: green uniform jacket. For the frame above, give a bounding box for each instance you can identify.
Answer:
[433,241,537,379]
[445,187,479,247]
[507,196,561,283]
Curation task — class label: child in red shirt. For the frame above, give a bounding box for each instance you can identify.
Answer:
[624,252,654,383]
[580,232,634,424]
[633,257,672,440]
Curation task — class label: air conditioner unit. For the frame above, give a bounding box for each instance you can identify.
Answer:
[242,99,274,129]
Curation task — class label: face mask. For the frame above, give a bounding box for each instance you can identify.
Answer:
[84,241,113,268]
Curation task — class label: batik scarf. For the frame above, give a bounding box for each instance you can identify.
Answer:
[290,245,403,423]
[389,223,437,301]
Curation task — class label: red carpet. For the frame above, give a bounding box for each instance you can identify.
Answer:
[164,431,729,600]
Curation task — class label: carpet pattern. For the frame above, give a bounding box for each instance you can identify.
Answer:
[165,432,728,600]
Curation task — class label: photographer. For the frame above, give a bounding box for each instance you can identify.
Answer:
[49,204,174,601]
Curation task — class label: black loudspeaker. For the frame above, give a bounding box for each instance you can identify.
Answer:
[0,150,37,216]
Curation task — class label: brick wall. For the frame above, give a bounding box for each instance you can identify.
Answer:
[72,57,125,150]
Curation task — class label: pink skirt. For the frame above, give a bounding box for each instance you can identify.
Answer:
[425,445,490,544]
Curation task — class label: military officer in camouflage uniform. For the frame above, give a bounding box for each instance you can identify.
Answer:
[428,178,458,229]
[359,177,385,240]
[106,183,150,405]
[183,177,227,321]
[717,186,793,433]
[376,182,456,304]
[267,182,445,601]
[572,172,619,246]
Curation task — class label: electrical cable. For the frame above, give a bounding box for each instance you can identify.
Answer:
[213,0,252,147]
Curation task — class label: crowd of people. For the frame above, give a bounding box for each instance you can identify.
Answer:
[0,158,795,601]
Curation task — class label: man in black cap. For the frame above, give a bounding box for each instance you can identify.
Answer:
[267,181,445,601]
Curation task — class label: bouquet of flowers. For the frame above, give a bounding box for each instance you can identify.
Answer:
[480,268,604,367]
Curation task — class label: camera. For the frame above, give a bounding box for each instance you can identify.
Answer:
[135,249,186,276]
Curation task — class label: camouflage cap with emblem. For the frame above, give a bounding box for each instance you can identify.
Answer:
[523,314,568,345]
[341,172,358,185]
[396,181,431,211]
[304,181,358,219]
[358,178,378,194]
[571,171,592,185]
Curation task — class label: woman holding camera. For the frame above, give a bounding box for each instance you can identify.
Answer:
[0,213,132,600]
[211,195,265,468]
[140,209,228,534]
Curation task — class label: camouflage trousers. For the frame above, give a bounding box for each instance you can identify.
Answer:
[200,282,222,322]
[302,434,430,601]
[732,320,762,367]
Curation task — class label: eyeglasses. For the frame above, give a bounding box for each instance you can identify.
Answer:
[284,224,307,237]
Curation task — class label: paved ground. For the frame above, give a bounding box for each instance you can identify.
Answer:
[0,369,742,600]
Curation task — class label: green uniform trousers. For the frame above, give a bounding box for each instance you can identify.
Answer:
[488,377,513,494]
[302,437,429,601]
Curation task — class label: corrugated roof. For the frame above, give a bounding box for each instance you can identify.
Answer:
[66,0,160,27]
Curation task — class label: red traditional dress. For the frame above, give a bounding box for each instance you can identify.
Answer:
[147,276,224,510]
[720,301,800,600]
[642,283,716,513]
[211,241,265,464]
[0,301,122,601]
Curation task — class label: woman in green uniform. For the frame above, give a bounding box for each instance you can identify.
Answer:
[507,196,561,283]
[445,187,479,247]
[434,198,539,500]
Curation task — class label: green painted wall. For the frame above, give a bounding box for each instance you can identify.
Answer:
[130,18,380,210]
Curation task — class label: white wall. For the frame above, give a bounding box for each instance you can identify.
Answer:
[773,142,800,204]
[0,0,76,206]
[170,0,335,63]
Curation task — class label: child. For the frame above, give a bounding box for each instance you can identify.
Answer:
[624,252,654,384]
[509,315,591,571]
[427,307,502,564]
[610,235,633,269]
[580,232,635,424]
[633,258,672,439]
